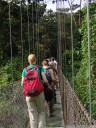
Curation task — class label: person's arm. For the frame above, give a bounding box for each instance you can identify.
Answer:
[41,67,49,84]
[21,77,24,86]
[50,69,59,83]
[42,72,52,89]
[21,69,26,86]
[42,73,49,84]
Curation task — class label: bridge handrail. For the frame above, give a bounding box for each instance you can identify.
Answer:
[58,70,96,127]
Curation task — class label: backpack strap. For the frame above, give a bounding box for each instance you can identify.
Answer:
[38,66,43,80]
[32,66,37,70]
[25,66,37,72]
[45,67,51,74]
[25,67,30,72]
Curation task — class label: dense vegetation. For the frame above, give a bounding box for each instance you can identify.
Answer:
[0,0,96,126]
[75,3,96,119]
[63,2,96,119]
[0,0,57,85]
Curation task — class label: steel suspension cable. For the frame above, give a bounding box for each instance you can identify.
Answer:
[39,0,43,65]
[38,1,44,64]
[67,0,77,26]
[36,2,40,65]
[38,1,41,61]
[27,1,30,54]
[62,0,66,74]
[35,1,39,64]
[61,0,63,71]
[59,0,61,62]
[20,1,24,69]
[57,0,60,65]
[39,3,43,64]
[67,0,74,88]
[57,0,62,67]
[40,0,45,60]
[56,0,59,61]
[8,1,15,124]
[61,0,67,123]
[8,1,13,84]
[71,0,74,89]
[61,1,64,70]
[32,1,35,53]
[86,0,92,121]
[37,2,40,65]
[63,0,67,77]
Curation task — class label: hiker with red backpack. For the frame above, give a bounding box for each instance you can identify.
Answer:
[21,54,47,128]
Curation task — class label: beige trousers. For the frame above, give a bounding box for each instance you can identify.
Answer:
[26,92,46,128]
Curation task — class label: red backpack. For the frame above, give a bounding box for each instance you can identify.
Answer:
[23,66,44,96]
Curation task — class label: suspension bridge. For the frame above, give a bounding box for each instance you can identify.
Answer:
[0,0,96,127]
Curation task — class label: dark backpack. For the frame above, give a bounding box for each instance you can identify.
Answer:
[45,68,52,84]
[43,68,53,101]
[23,66,44,97]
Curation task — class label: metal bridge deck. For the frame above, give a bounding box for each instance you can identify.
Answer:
[46,88,64,128]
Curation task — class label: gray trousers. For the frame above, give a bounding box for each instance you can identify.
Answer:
[26,92,46,128]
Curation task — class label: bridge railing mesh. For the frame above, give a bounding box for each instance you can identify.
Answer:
[58,70,96,128]
[0,81,29,128]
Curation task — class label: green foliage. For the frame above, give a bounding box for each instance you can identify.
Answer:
[62,2,96,120]
[0,65,12,88]
[0,0,46,65]
[74,3,96,119]
[0,57,21,89]
[39,11,58,58]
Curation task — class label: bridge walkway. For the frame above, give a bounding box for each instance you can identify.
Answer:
[46,88,64,128]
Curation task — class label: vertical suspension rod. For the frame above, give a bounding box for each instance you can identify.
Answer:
[27,2,30,54]
[36,2,39,64]
[68,0,74,88]
[32,1,35,52]
[35,2,38,64]
[71,0,74,89]
[58,0,62,68]
[56,0,60,62]
[9,1,13,84]
[38,2,40,65]
[63,0,66,77]
[87,0,92,121]
[20,1,23,69]
[60,0,62,69]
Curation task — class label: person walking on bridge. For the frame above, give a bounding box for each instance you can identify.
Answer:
[21,54,46,128]
[42,59,58,117]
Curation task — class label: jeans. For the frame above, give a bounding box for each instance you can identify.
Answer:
[26,92,46,128]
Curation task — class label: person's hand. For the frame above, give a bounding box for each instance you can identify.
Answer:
[21,83,23,86]
[48,85,52,90]
[56,80,59,83]
[53,79,59,84]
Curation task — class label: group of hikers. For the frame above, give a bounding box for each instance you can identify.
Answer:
[21,54,59,128]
